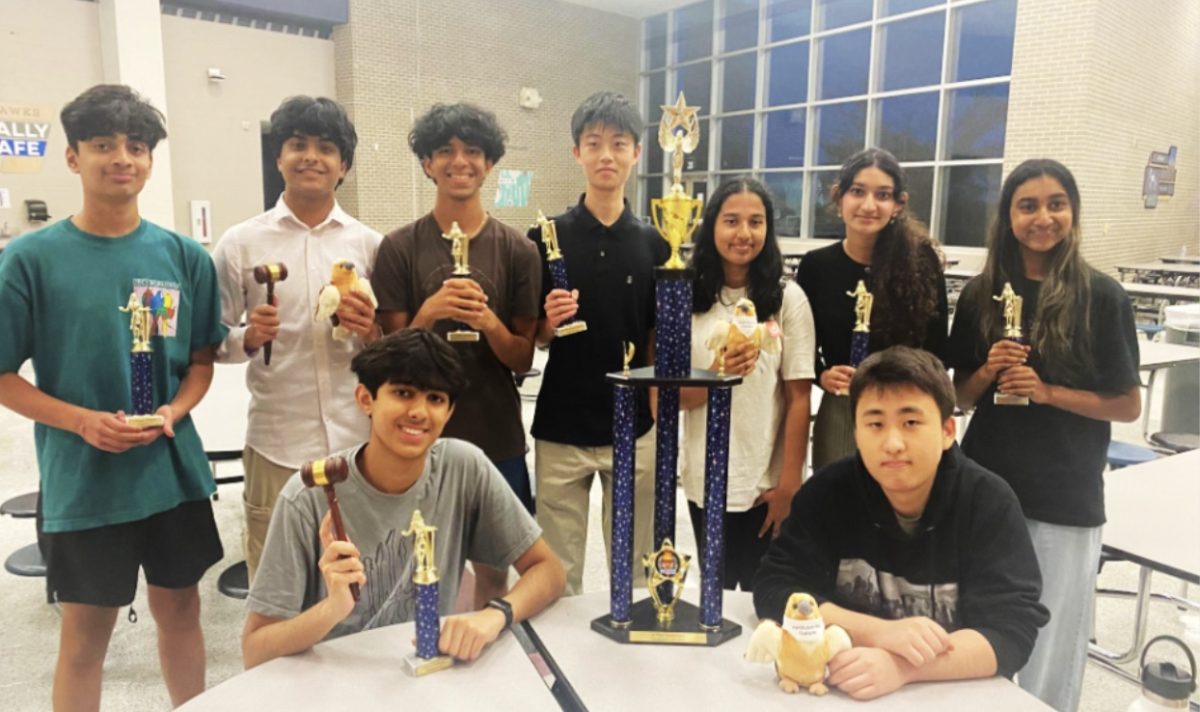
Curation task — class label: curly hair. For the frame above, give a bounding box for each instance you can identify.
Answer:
[409,103,507,164]
[968,158,1094,383]
[833,148,942,349]
[268,96,357,187]
[60,84,167,151]
[690,177,784,319]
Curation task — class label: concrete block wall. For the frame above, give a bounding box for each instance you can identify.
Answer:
[1005,0,1199,274]
[333,0,641,236]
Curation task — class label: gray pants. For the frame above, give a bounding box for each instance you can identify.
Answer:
[1018,518,1102,712]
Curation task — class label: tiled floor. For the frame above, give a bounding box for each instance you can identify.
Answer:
[0,354,1196,710]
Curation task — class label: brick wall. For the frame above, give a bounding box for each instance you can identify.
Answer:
[1005,0,1199,274]
[332,0,641,236]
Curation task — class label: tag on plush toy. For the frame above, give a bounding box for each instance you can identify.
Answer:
[732,312,758,337]
[782,616,825,644]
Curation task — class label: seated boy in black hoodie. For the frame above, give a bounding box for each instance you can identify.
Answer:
[753,346,1048,700]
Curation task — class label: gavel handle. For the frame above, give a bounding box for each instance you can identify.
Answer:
[323,488,361,602]
[263,283,275,366]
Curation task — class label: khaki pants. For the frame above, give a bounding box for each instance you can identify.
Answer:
[242,447,297,582]
[535,429,656,596]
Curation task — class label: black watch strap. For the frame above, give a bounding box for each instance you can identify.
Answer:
[487,597,514,628]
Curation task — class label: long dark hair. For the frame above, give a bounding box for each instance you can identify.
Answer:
[969,158,1094,381]
[690,177,784,319]
[834,148,942,348]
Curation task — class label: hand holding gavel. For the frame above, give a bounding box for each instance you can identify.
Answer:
[252,263,288,365]
[301,455,360,602]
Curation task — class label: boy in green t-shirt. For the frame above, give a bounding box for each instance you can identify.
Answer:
[0,85,227,710]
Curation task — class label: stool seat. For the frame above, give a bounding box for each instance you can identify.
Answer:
[1135,323,1165,340]
[1150,432,1200,454]
[0,492,38,519]
[1107,441,1159,469]
[514,368,542,387]
[218,561,249,599]
[4,542,46,577]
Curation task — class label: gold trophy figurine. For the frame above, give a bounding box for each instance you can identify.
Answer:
[402,510,454,676]
[443,221,481,343]
[622,341,635,377]
[993,282,1029,406]
[651,93,705,270]
[119,291,165,429]
[643,539,691,623]
[846,279,874,369]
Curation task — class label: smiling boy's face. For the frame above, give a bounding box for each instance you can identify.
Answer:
[67,133,152,204]
[356,381,454,462]
[277,133,347,199]
[854,384,955,512]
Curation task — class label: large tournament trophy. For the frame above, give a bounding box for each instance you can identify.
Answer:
[444,221,481,343]
[993,282,1029,406]
[534,210,587,337]
[401,510,454,676]
[591,93,742,647]
[118,291,164,429]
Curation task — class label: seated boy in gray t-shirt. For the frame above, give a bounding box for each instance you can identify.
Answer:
[242,329,566,668]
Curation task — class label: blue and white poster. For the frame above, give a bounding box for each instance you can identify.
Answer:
[494,169,533,208]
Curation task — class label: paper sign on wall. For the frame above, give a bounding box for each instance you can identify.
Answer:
[494,169,532,208]
[0,103,54,174]
[0,188,10,209]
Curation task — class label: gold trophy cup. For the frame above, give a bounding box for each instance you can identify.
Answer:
[651,93,705,270]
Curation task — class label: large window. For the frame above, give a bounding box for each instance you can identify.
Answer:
[640,0,1017,245]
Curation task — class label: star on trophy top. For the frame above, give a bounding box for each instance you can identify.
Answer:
[651,92,704,270]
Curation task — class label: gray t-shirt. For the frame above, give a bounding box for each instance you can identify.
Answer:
[247,439,541,640]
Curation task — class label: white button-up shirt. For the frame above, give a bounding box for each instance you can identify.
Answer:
[213,197,382,469]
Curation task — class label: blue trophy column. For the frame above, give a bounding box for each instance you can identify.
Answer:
[415,581,440,659]
[130,351,154,415]
[850,330,870,367]
[653,387,679,548]
[700,386,733,629]
[610,383,637,625]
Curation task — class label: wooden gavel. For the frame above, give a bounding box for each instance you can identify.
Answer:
[300,455,359,602]
[252,263,288,365]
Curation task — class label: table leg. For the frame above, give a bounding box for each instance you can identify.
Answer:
[1088,565,1152,665]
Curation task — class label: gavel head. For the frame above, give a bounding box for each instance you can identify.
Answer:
[253,263,289,285]
[300,455,349,489]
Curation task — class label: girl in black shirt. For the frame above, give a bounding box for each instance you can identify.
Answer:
[947,159,1141,712]
[796,148,947,468]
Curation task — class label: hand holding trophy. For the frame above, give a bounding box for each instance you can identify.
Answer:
[443,222,481,343]
[993,282,1029,406]
[535,210,587,337]
[118,291,165,429]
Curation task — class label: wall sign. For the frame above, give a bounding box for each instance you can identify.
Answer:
[0,103,53,174]
[494,169,532,208]
[1143,145,1177,209]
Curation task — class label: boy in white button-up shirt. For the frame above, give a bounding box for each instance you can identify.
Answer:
[213,96,382,580]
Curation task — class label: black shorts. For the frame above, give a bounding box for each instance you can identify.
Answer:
[38,498,224,607]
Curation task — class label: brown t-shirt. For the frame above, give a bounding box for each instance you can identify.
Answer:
[372,214,541,461]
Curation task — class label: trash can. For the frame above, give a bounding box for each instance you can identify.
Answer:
[1160,304,1200,435]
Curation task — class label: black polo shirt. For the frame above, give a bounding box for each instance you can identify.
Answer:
[528,197,669,446]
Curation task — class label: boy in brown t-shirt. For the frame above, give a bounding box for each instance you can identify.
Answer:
[372,103,541,605]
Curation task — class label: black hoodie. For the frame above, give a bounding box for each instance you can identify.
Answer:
[752,444,1049,678]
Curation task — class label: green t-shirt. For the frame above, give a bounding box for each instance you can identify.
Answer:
[0,219,228,532]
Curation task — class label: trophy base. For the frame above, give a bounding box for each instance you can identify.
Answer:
[126,414,165,429]
[446,330,480,343]
[555,321,587,337]
[591,598,741,647]
[402,653,454,677]
[994,393,1030,406]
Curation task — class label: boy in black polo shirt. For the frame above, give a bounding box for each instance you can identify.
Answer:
[529,91,668,595]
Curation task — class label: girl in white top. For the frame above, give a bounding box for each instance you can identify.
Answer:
[680,177,816,591]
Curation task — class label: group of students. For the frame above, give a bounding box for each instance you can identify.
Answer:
[0,82,1141,712]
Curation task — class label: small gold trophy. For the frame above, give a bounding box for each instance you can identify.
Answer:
[643,539,691,623]
[651,94,705,270]
[402,510,454,676]
[622,341,635,377]
[993,282,1029,406]
[846,279,874,369]
[535,210,587,337]
[118,291,165,429]
[443,221,480,343]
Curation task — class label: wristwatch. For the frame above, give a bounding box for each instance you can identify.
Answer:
[486,597,514,628]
